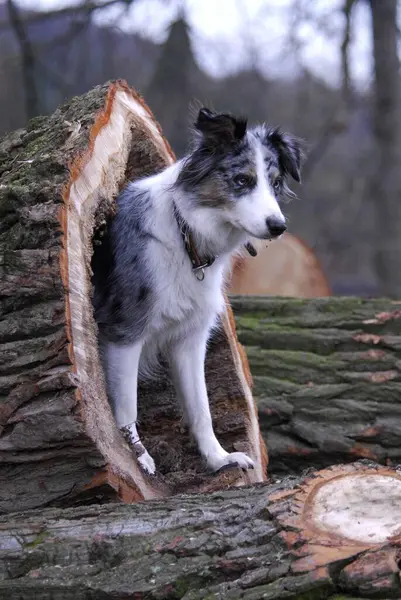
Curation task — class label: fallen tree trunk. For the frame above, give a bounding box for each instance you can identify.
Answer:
[0,81,266,514]
[1,461,400,599]
[232,295,401,475]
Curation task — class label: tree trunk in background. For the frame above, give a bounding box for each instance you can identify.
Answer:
[1,461,401,599]
[232,296,401,475]
[370,0,401,297]
[146,19,199,158]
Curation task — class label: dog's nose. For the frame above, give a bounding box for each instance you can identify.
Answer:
[266,218,287,238]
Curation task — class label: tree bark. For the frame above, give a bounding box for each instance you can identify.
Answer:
[369,0,401,297]
[1,461,400,599]
[232,295,401,475]
[0,80,266,514]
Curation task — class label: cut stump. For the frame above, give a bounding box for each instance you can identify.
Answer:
[1,461,400,599]
[229,234,331,297]
[0,80,266,513]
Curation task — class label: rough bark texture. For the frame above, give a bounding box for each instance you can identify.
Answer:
[0,84,114,513]
[232,295,401,475]
[1,461,400,599]
[0,80,266,514]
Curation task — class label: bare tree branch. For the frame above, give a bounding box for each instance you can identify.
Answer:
[302,0,358,181]
[302,107,347,181]
[6,0,39,120]
[37,15,90,49]
[341,0,358,107]
[2,0,140,120]
[0,0,132,33]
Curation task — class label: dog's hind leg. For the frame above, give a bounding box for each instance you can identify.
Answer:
[170,327,254,472]
[103,339,156,475]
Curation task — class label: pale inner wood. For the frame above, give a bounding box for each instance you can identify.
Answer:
[310,473,401,543]
[67,90,172,499]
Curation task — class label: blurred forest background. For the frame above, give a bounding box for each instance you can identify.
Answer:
[0,0,400,297]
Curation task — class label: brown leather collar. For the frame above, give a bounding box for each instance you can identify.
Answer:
[173,203,257,281]
[174,203,215,281]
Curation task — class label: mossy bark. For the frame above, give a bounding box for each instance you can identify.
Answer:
[1,461,400,600]
[232,295,401,475]
[0,84,114,512]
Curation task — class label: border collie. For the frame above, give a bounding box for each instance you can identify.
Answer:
[92,108,303,475]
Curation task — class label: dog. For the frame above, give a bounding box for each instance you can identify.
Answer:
[91,108,303,475]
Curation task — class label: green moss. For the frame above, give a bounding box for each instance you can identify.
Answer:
[294,591,332,600]
[247,349,346,387]
[173,577,190,597]
[24,529,49,548]
[327,596,365,600]
[235,315,264,329]
[173,574,210,598]
[254,374,301,396]
[26,115,48,131]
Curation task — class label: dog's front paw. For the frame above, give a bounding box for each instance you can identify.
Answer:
[207,451,254,472]
[121,424,156,476]
[136,446,156,475]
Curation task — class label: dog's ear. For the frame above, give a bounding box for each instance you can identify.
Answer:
[195,108,247,147]
[267,128,305,183]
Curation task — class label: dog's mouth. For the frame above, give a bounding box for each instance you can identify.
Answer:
[267,231,285,241]
[230,218,286,242]
[241,227,281,242]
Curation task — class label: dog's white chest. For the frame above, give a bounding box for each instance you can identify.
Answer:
[146,239,226,335]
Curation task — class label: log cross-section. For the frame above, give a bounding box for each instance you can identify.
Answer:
[0,81,266,513]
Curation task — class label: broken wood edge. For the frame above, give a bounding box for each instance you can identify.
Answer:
[222,304,268,483]
[60,80,265,502]
[61,81,174,501]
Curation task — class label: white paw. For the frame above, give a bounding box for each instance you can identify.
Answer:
[137,449,156,475]
[120,424,156,475]
[207,451,254,472]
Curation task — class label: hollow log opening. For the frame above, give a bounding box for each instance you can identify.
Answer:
[65,85,170,503]
[0,81,266,513]
[78,85,266,496]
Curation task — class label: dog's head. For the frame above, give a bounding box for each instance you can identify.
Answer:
[176,108,305,240]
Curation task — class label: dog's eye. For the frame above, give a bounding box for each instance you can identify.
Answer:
[273,178,282,193]
[233,174,251,187]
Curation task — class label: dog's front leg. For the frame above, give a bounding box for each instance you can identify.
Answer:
[170,328,254,472]
[103,339,156,475]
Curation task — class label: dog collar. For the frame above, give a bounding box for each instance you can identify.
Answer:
[173,203,216,281]
[173,203,258,281]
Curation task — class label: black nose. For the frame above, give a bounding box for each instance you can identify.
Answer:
[266,218,287,238]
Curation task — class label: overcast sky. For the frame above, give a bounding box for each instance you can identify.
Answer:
[18,0,378,89]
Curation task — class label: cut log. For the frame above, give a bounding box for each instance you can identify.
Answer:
[0,80,266,514]
[232,295,401,475]
[1,461,400,599]
[229,235,331,297]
